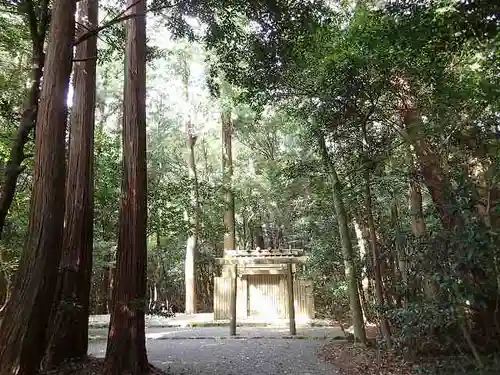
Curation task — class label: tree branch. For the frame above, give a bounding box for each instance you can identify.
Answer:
[73,56,97,62]
[74,20,122,54]
[74,1,174,46]
[75,12,136,46]
[75,0,145,46]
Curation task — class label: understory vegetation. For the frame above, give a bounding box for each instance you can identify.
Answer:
[0,0,498,374]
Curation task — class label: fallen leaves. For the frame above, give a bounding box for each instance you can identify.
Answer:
[319,342,414,375]
[39,358,103,375]
[39,358,169,375]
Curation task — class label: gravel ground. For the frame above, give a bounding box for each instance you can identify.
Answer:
[89,338,337,375]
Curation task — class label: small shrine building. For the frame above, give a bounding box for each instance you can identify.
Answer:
[214,247,314,333]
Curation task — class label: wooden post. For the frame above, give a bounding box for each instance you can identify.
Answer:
[287,263,296,335]
[230,264,237,336]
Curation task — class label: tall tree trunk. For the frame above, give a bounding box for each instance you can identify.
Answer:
[182,57,200,315]
[0,268,11,313]
[0,1,76,372]
[363,170,392,348]
[97,268,110,314]
[316,131,366,343]
[360,119,392,347]
[0,1,50,238]
[391,201,407,305]
[42,0,98,369]
[185,130,200,314]
[409,159,426,236]
[403,108,462,230]
[222,110,235,251]
[407,152,439,299]
[242,215,247,249]
[103,0,149,373]
[255,225,265,249]
[353,218,369,323]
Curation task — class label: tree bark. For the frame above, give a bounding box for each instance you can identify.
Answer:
[0,0,49,238]
[97,268,110,314]
[403,108,462,230]
[41,0,98,369]
[353,218,371,323]
[103,0,149,373]
[222,110,236,251]
[363,169,392,347]
[408,160,426,236]
[391,201,407,305]
[407,151,440,299]
[184,134,199,314]
[0,0,76,372]
[254,225,265,249]
[185,130,199,314]
[360,120,392,347]
[182,57,200,315]
[316,131,367,343]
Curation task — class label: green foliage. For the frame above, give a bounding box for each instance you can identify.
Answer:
[203,0,500,368]
[0,11,33,297]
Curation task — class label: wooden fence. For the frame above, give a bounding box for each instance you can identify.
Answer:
[214,274,314,320]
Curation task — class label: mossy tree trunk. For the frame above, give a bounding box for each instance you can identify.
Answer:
[316,130,367,343]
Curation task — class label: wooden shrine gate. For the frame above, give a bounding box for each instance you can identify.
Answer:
[214,249,314,335]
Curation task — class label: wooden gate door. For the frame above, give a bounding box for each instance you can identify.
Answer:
[247,274,282,319]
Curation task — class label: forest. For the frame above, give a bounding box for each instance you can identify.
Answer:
[0,0,498,374]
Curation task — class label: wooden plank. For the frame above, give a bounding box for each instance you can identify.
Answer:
[279,275,287,318]
[294,280,314,319]
[217,274,315,322]
[240,269,287,275]
[239,264,286,270]
[214,277,219,319]
[230,264,237,336]
[247,274,281,318]
[237,276,247,318]
[225,249,304,257]
[308,281,315,317]
[298,281,306,317]
[216,256,307,265]
[214,277,231,320]
[287,263,296,335]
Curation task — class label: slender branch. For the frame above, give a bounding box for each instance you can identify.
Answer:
[103,0,144,25]
[75,0,145,45]
[73,56,97,62]
[75,20,122,54]
[75,13,136,46]
[74,2,174,46]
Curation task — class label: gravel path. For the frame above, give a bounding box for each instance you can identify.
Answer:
[89,338,337,375]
